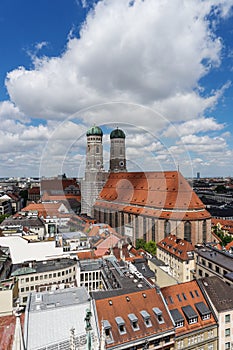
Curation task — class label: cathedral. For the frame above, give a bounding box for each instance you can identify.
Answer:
[81,126,212,246]
[81,126,127,216]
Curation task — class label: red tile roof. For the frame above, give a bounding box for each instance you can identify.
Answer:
[157,235,194,261]
[95,171,211,220]
[161,280,217,336]
[211,218,233,235]
[22,202,69,218]
[95,288,174,348]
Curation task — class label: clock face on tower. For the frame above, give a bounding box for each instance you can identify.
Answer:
[96,160,101,166]
[119,160,124,167]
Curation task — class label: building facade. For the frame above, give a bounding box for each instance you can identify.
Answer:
[162,280,218,350]
[199,276,233,350]
[11,258,77,305]
[156,235,195,283]
[195,245,233,286]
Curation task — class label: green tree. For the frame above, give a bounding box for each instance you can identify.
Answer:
[145,241,157,255]
[135,239,146,250]
[0,214,10,224]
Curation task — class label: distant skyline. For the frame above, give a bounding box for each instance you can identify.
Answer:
[0,0,233,178]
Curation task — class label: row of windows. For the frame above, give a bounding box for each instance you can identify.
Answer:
[80,271,100,281]
[20,277,73,293]
[198,262,229,279]
[20,267,76,284]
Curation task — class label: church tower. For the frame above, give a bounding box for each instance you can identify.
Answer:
[86,126,104,172]
[109,127,127,172]
[81,126,108,216]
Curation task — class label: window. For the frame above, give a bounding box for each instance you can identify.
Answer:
[225,342,230,350]
[152,219,156,241]
[35,276,38,281]
[215,266,220,273]
[164,220,171,237]
[128,314,139,331]
[189,317,198,324]
[208,262,212,269]
[190,291,194,298]
[225,328,230,337]
[225,314,230,323]
[153,307,164,324]
[177,340,184,349]
[176,321,184,328]
[154,339,161,346]
[140,310,152,328]
[184,221,191,242]
[21,288,24,292]
[203,220,207,242]
[115,317,126,335]
[164,336,170,343]
[26,278,29,282]
[177,294,182,302]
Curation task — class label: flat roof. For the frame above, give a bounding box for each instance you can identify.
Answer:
[0,236,64,264]
[196,246,233,271]
[11,258,76,276]
[25,287,96,349]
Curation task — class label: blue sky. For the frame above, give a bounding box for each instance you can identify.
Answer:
[0,0,233,178]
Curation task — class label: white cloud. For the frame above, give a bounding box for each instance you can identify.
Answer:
[1,0,233,177]
[5,0,232,126]
[164,117,224,138]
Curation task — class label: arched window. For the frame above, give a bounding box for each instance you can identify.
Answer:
[96,145,100,154]
[184,221,191,242]
[203,220,207,243]
[164,220,171,237]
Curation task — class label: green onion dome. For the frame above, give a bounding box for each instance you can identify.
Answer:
[110,128,125,139]
[86,125,103,137]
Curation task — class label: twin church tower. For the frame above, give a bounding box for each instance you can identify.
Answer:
[81,126,127,216]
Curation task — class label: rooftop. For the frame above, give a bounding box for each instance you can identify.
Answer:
[157,235,194,261]
[95,288,174,348]
[199,276,233,312]
[161,280,217,336]
[95,171,211,220]
[196,245,233,272]
[11,257,76,276]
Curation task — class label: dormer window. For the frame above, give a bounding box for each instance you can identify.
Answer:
[195,302,211,320]
[103,320,114,344]
[140,310,152,327]
[182,305,198,324]
[170,309,184,328]
[115,316,126,335]
[153,307,164,324]
[128,313,139,331]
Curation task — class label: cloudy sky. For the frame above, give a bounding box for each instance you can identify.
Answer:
[0,0,233,178]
